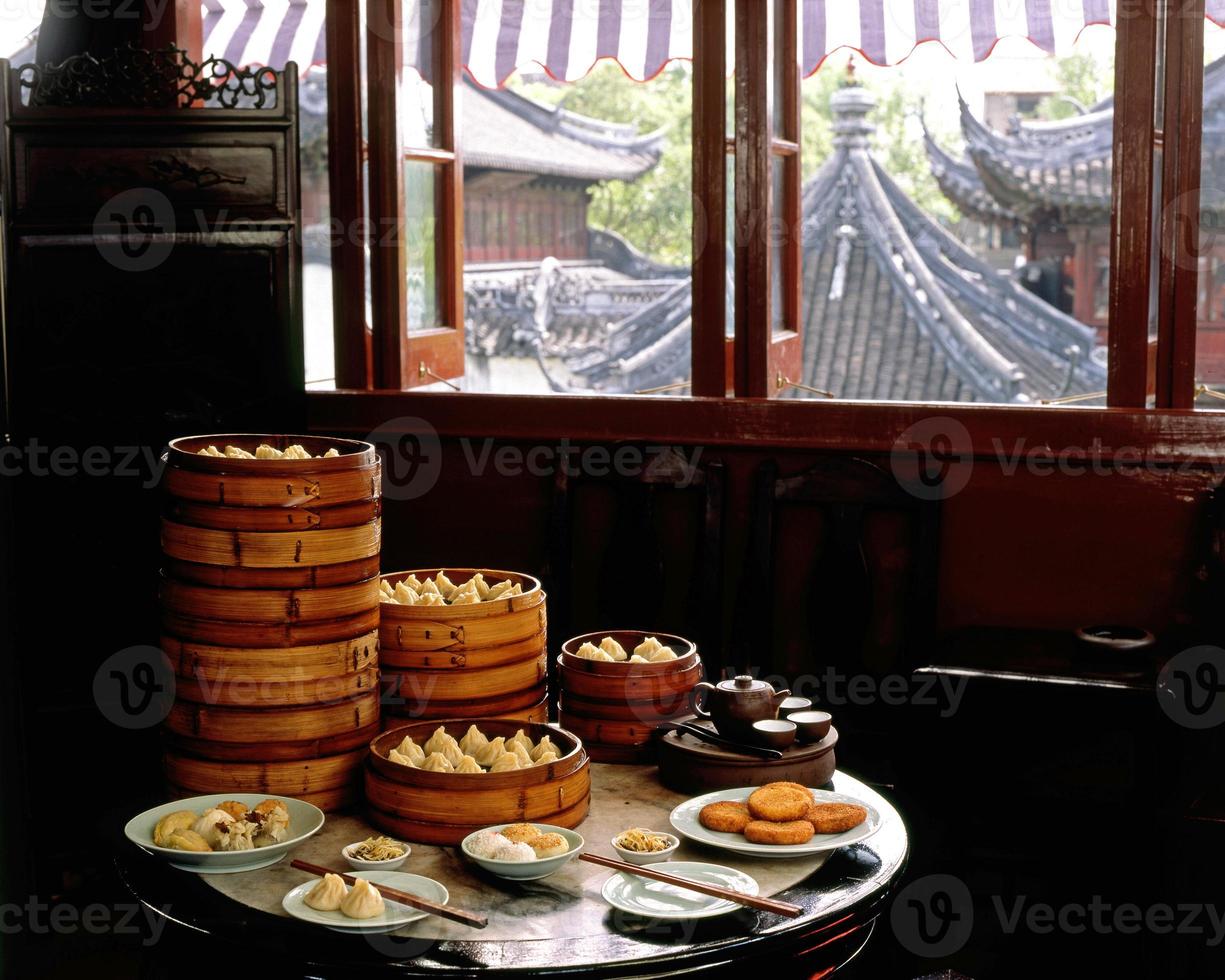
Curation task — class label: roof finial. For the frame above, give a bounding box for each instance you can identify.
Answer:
[842,55,860,88]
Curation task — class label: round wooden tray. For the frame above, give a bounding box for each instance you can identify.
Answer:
[655,718,839,793]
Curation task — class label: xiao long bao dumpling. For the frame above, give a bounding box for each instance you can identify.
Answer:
[530,735,558,762]
[473,736,507,769]
[509,729,534,754]
[340,878,385,920]
[420,751,455,773]
[424,726,464,767]
[489,752,521,772]
[511,742,534,768]
[458,724,489,757]
[455,755,483,774]
[305,873,348,911]
[388,748,417,768]
[533,750,560,767]
[599,636,628,661]
[394,735,426,765]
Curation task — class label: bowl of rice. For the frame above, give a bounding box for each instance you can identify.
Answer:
[460,823,584,880]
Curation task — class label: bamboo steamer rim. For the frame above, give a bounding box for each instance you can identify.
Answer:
[167,434,376,473]
[370,718,583,783]
[559,630,698,674]
[380,569,544,616]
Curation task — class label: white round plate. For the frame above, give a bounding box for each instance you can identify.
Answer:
[601,860,758,920]
[669,787,881,858]
[124,794,325,874]
[282,871,449,933]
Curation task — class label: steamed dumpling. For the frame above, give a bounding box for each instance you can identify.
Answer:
[192,809,235,849]
[434,572,456,597]
[459,725,489,757]
[588,650,614,662]
[628,655,650,663]
[379,579,395,598]
[388,748,417,768]
[509,729,534,754]
[252,800,291,846]
[393,581,419,605]
[470,572,489,599]
[419,578,440,596]
[576,642,600,659]
[489,752,521,772]
[634,636,662,658]
[420,751,455,773]
[403,573,422,590]
[215,819,257,851]
[450,590,480,605]
[394,735,426,765]
[424,726,460,759]
[511,741,534,768]
[417,592,446,606]
[473,736,506,768]
[533,750,560,767]
[340,878,385,919]
[255,444,283,460]
[599,636,628,661]
[485,580,513,601]
[455,755,483,774]
[153,810,197,847]
[530,735,558,762]
[305,873,348,911]
[648,646,679,661]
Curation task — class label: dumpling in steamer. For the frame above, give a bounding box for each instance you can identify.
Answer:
[511,742,534,768]
[394,735,426,765]
[533,750,560,767]
[433,572,457,598]
[485,580,513,601]
[403,573,423,590]
[458,725,489,757]
[419,578,441,596]
[588,650,614,662]
[473,737,506,769]
[340,878,385,919]
[628,655,650,664]
[470,572,490,599]
[420,752,455,773]
[634,636,662,658]
[530,735,558,762]
[393,582,419,605]
[455,755,483,774]
[599,636,628,661]
[388,748,417,768]
[489,752,521,772]
[575,642,601,660]
[648,646,679,662]
[424,726,464,767]
[509,729,534,754]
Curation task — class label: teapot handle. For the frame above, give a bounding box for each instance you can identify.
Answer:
[689,681,715,719]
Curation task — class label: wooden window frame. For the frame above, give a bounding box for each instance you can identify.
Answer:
[320,1,1224,419]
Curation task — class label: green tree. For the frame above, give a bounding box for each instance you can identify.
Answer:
[1036,52,1114,120]
[513,63,693,266]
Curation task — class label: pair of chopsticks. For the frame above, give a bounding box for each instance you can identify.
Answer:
[579,853,803,918]
[291,859,488,929]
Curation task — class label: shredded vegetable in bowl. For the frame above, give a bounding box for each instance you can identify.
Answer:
[350,835,406,861]
[614,828,672,853]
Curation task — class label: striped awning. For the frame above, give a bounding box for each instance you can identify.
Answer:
[201,0,327,73]
[202,0,1123,84]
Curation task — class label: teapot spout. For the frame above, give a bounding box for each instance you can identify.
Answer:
[771,688,792,709]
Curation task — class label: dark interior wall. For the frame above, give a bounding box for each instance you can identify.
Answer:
[353,431,1217,667]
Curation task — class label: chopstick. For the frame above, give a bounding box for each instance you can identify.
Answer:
[290,859,488,929]
[579,853,803,918]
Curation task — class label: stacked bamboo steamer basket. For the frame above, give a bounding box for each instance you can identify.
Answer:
[159,434,382,810]
[557,630,703,763]
[379,568,549,727]
[366,719,589,844]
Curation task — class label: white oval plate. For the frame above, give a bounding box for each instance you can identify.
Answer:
[460,824,584,880]
[283,871,449,933]
[669,787,881,858]
[123,794,325,874]
[601,860,758,919]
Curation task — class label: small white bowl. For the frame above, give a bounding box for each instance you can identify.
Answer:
[460,824,584,881]
[611,830,679,865]
[341,840,410,871]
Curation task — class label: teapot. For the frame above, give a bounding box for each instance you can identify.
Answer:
[688,675,792,742]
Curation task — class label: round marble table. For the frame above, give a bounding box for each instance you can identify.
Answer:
[116,766,907,978]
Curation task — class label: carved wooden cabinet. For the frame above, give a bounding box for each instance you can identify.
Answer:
[0,48,305,892]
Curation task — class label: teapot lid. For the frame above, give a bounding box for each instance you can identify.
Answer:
[717,674,772,693]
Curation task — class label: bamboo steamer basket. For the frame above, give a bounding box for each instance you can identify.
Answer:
[364,719,589,844]
[381,686,549,729]
[378,569,547,721]
[160,435,382,810]
[557,630,702,763]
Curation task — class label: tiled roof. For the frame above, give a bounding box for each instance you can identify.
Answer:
[933,53,1225,224]
[463,81,664,183]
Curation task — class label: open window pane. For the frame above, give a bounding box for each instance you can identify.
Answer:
[404,160,441,332]
[1196,22,1225,404]
[462,65,693,395]
[792,29,1114,404]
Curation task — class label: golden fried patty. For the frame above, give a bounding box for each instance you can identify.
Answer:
[699,801,752,834]
[805,802,868,834]
[743,819,815,846]
[747,784,813,822]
